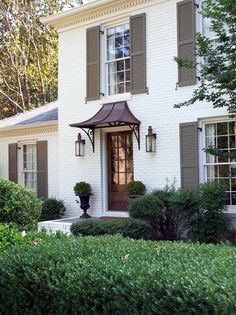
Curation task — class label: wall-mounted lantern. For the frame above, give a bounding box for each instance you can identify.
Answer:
[146,126,156,152]
[75,133,85,156]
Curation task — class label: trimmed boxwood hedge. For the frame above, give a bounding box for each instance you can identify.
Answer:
[0,235,235,315]
[70,219,151,240]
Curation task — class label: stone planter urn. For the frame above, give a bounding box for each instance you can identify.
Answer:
[74,182,92,219]
[76,193,92,219]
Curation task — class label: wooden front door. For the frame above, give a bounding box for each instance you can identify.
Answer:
[108,131,133,211]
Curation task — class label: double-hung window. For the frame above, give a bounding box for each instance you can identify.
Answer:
[22,144,37,191]
[204,121,236,205]
[202,1,217,47]
[86,14,146,100]
[106,23,130,96]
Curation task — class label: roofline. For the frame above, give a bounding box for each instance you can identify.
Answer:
[0,120,58,134]
[41,0,118,27]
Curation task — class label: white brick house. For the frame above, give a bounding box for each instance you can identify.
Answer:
[1,0,235,225]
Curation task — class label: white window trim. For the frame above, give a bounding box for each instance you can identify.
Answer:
[200,117,236,213]
[100,18,131,101]
[17,140,37,192]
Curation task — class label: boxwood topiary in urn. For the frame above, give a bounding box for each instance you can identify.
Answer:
[73,182,92,219]
[127,181,146,200]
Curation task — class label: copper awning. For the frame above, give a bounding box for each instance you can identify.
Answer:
[70,101,141,152]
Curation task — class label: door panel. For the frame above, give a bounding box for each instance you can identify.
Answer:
[108,131,133,210]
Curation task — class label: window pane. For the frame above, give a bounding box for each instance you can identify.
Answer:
[125,70,130,81]
[229,122,236,134]
[217,122,227,135]
[219,165,229,177]
[125,82,131,93]
[117,71,124,83]
[124,46,130,57]
[217,136,228,149]
[106,23,130,96]
[115,48,123,59]
[107,38,115,60]
[230,136,236,148]
[125,59,130,70]
[117,83,124,94]
[231,165,236,177]
[119,173,126,185]
[115,36,123,48]
[117,60,124,71]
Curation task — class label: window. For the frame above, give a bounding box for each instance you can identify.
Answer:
[204,121,236,205]
[106,23,130,96]
[202,1,217,46]
[22,144,37,191]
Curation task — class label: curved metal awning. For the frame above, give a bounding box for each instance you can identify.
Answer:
[70,101,141,152]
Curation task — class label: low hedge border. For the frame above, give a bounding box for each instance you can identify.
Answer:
[0,236,235,314]
[70,218,151,240]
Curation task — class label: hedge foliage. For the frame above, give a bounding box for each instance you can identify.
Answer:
[0,178,42,230]
[0,235,235,315]
[128,195,164,239]
[0,223,64,253]
[40,197,66,221]
[71,219,151,240]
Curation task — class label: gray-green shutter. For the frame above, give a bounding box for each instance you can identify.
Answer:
[37,141,48,198]
[180,122,199,190]
[130,13,146,94]
[177,0,196,86]
[86,26,100,101]
[8,143,18,183]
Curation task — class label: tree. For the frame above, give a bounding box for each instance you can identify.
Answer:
[0,0,80,119]
[175,0,236,115]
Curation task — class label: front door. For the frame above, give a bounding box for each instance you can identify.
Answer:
[108,131,133,210]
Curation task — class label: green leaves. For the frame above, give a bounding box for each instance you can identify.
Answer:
[0,236,236,314]
[71,219,151,240]
[0,177,42,230]
[0,0,80,118]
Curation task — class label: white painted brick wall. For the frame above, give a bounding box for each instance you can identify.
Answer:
[0,131,59,198]
[57,0,231,217]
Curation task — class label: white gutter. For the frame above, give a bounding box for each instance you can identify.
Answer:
[41,0,117,27]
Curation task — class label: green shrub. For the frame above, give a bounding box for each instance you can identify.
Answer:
[71,219,151,240]
[0,178,42,230]
[151,186,198,240]
[128,195,164,239]
[169,188,199,237]
[188,182,231,243]
[40,197,66,221]
[152,186,177,240]
[0,236,235,315]
[127,180,146,196]
[74,182,92,195]
[0,223,64,253]
[0,224,22,252]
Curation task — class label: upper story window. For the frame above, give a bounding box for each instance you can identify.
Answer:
[106,23,130,96]
[202,1,217,45]
[86,14,146,101]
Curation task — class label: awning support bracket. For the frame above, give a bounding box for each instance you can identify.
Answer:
[128,124,140,150]
[81,128,95,153]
